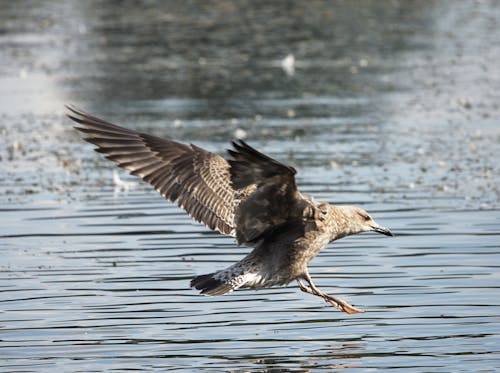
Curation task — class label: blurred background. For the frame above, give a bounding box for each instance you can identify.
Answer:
[1,1,499,372]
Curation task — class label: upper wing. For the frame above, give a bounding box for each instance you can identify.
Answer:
[67,105,237,236]
[227,140,311,244]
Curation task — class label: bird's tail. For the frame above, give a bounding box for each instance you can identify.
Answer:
[190,263,259,296]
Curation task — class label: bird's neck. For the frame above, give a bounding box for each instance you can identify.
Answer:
[327,205,358,242]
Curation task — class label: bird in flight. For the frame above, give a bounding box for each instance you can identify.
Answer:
[67,105,393,314]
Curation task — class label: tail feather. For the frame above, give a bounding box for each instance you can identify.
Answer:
[191,266,259,296]
[190,273,235,296]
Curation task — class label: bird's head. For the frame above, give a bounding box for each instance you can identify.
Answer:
[336,206,394,238]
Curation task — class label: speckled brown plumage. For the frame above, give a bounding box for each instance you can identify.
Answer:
[68,105,393,314]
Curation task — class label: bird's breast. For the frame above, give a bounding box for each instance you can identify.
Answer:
[285,230,332,275]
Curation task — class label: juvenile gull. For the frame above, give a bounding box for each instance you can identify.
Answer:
[67,106,393,314]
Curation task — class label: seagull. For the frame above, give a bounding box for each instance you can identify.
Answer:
[281,54,295,76]
[67,105,393,314]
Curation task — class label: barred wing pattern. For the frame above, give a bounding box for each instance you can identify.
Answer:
[67,106,236,236]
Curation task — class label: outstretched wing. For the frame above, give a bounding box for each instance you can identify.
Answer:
[227,140,311,244]
[67,105,237,236]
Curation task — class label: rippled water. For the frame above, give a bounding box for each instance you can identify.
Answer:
[1,1,500,371]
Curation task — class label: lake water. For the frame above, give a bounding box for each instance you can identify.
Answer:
[1,1,499,371]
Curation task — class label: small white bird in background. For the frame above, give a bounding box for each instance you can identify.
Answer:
[281,54,295,76]
[113,170,138,193]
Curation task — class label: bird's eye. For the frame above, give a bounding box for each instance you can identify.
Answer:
[358,212,370,221]
[357,212,371,221]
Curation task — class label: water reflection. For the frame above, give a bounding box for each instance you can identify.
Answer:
[54,1,438,145]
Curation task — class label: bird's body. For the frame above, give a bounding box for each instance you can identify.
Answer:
[67,106,393,314]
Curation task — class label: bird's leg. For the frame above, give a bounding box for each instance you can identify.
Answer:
[297,272,364,314]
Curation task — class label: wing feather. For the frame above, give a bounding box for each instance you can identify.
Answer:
[227,140,310,244]
[67,105,236,236]
[68,106,312,246]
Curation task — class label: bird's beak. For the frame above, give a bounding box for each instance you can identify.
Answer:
[370,224,394,237]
